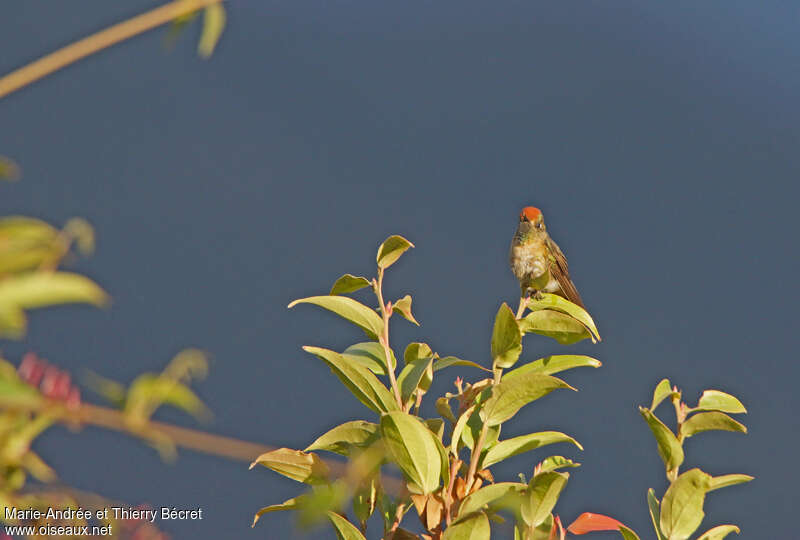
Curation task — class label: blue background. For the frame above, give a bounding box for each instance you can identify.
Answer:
[2,1,798,538]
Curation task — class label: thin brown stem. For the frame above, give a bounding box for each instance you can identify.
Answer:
[0,0,225,101]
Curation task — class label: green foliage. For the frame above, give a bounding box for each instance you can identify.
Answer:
[251,234,604,539]
[248,234,752,540]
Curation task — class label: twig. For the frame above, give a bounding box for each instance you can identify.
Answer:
[0,0,225,100]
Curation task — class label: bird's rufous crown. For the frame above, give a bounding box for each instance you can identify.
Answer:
[519,206,542,222]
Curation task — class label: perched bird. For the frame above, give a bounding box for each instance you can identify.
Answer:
[509,206,585,308]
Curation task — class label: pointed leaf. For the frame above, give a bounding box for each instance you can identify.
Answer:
[398,356,435,405]
[519,310,593,345]
[708,474,753,492]
[392,295,419,325]
[289,296,384,339]
[343,341,396,375]
[639,407,684,471]
[521,472,568,527]
[482,373,574,427]
[456,482,527,520]
[303,346,399,413]
[567,513,625,534]
[681,412,747,439]
[504,355,601,380]
[482,432,582,468]
[305,420,379,456]
[651,379,675,411]
[647,489,667,540]
[330,274,372,295]
[252,496,303,527]
[492,303,522,369]
[537,456,580,474]
[436,396,457,423]
[526,293,600,342]
[377,235,414,269]
[327,511,368,540]
[442,511,490,540]
[697,525,741,539]
[660,468,712,539]
[249,448,330,484]
[695,390,746,414]
[198,3,226,58]
[434,356,491,373]
[0,272,108,309]
[380,411,444,494]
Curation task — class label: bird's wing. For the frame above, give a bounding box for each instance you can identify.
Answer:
[546,236,585,309]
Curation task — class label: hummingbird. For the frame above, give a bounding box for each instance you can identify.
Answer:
[509,206,585,309]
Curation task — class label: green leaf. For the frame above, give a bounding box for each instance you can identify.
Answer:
[504,355,601,380]
[198,4,226,58]
[398,356,435,405]
[619,526,642,540]
[249,448,330,484]
[433,356,491,373]
[352,475,379,528]
[0,379,43,408]
[376,235,414,269]
[526,293,601,342]
[0,217,62,274]
[404,342,434,365]
[520,472,568,527]
[442,511,491,540]
[303,347,399,413]
[696,525,741,539]
[343,342,396,375]
[660,468,712,540]
[380,411,444,494]
[481,373,574,427]
[0,304,25,339]
[252,496,303,527]
[392,295,419,325]
[639,407,684,471]
[125,374,211,423]
[456,482,527,521]
[289,296,384,339]
[482,431,582,468]
[491,303,522,369]
[330,274,372,295]
[450,405,475,455]
[708,474,753,492]
[518,310,593,345]
[0,156,20,181]
[537,455,580,474]
[425,418,445,440]
[651,379,675,411]
[680,412,747,439]
[647,488,667,540]
[327,511,367,540]
[0,271,108,310]
[305,420,379,456]
[461,409,500,451]
[436,396,457,423]
[694,390,746,414]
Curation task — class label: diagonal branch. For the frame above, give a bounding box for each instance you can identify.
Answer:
[0,0,225,101]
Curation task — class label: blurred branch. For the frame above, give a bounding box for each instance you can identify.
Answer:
[0,0,224,101]
[0,397,405,494]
